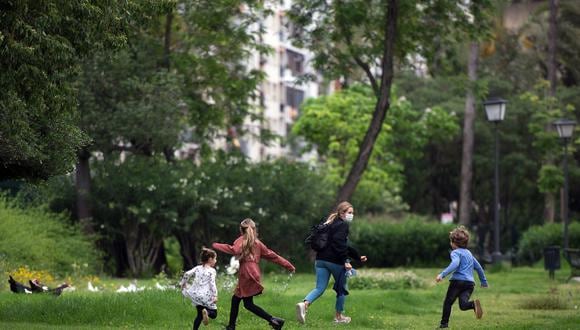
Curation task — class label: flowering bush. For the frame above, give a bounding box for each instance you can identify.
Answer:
[349,269,426,290]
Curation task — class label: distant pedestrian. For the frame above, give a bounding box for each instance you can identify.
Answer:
[213,218,295,330]
[180,248,218,330]
[435,226,488,328]
[296,201,367,325]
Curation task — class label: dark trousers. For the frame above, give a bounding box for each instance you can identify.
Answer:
[440,280,475,326]
[228,294,272,327]
[193,305,217,330]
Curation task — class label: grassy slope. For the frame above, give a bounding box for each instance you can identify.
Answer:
[1,267,579,329]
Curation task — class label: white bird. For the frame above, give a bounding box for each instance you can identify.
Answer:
[63,286,76,292]
[155,282,169,291]
[87,281,100,292]
[116,285,129,293]
[226,256,240,275]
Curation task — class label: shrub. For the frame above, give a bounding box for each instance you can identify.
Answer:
[520,295,569,310]
[517,222,580,264]
[0,197,100,277]
[349,269,426,290]
[349,217,454,267]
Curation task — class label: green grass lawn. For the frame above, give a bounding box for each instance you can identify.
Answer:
[1,266,579,329]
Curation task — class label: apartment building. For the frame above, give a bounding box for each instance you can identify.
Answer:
[239,0,322,161]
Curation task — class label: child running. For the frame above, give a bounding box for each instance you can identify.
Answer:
[180,247,219,330]
[212,218,295,330]
[435,226,488,328]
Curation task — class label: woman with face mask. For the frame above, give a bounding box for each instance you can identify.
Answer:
[296,201,368,325]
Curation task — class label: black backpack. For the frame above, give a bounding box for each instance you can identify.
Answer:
[305,221,331,251]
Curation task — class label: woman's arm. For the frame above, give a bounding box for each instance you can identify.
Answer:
[258,241,295,272]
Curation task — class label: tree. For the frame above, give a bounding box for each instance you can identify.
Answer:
[457,2,494,226]
[0,0,133,181]
[74,0,271,273]
[293,84,458,213]
[289,0,493,204]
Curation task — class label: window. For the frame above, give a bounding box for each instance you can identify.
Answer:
[285,49,305,76]
[285,87,304,108]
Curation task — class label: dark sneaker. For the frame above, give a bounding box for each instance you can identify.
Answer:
[474,299,483,319]
[296,302,306,324]
[439,324,449,328]
[269,317,285,330]
[202,308,209,325]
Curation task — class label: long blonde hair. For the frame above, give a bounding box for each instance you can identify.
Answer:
[325,201,353,224]
[239,218,257,259]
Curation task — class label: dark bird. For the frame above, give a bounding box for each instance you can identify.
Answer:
[8,275,32,294]
[49,283,70,296]
[29,279,47,293]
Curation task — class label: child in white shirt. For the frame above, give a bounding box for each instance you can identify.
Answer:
[181,248,218,329]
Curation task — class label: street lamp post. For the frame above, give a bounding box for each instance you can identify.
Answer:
[553,119,576,249]
[484,97,507,264]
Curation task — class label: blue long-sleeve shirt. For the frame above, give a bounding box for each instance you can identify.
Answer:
[439,248,488,286]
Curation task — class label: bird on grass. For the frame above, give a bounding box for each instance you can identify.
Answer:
[8,276,69,296]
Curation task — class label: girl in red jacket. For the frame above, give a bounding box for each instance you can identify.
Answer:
[213,218,295,330]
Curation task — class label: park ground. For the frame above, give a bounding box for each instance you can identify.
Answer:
[1,265,579,329]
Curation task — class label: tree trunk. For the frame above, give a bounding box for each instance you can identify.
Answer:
[124,221,163,277]
[335,0,398,204]
[458,43,479,226]
[175,230,197,271]
[544,0,559,223]
[153,242,168,275]
[75,148,93,234]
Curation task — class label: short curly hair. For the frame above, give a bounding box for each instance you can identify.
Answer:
[449,226,470,248]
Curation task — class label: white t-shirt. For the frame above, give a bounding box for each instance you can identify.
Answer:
[180,265,217,309]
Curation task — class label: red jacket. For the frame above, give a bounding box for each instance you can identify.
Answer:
[213,237,295,298]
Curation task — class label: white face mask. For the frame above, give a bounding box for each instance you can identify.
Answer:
[345,213,354,222]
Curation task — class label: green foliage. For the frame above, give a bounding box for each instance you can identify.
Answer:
[288,0,494,82]
[0,197,100,276]
[349,269,426,290]
[520,295,569,310]
[68,152,333,274]
[349,217,455,267]
[517,222,580,264]
[0,0,152,180]
[76,1,269,156]
[520,81,577,194]
[537,164,564,194]
[293,84,458,213]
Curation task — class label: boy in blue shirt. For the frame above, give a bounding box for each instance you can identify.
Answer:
[435,226,488,328]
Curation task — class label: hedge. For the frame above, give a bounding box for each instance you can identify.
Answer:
[517,222,580,264]
[349,218,454,267]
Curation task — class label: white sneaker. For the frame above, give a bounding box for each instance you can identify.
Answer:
[296,302,307,324]
[334,315,351,324]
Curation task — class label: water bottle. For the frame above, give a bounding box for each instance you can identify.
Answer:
[345,268,357,277]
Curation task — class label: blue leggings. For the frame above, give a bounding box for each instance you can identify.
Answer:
[303,260,347,313]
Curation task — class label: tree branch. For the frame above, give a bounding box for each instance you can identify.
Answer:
[345,34,379,96]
